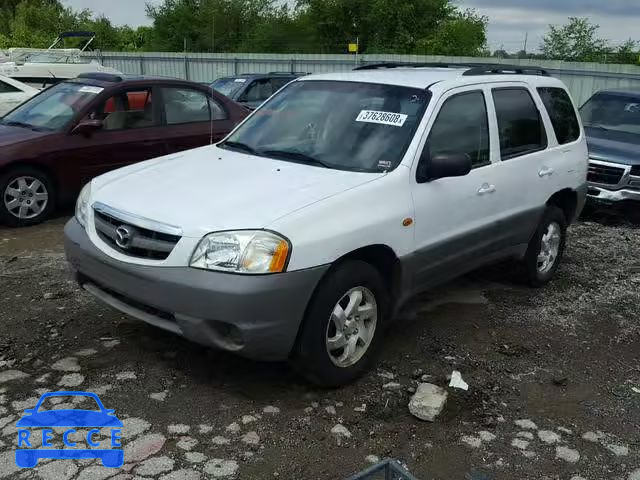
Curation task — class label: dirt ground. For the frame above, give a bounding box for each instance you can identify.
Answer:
[0,209,639,480]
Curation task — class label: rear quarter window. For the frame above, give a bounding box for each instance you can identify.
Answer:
[537,87,580,144]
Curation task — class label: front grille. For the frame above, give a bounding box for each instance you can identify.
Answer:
[94,210,181,260]
[587,162,625,185]
[631,165,640,176]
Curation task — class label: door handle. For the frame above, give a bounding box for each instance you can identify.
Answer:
[538,167,554,177]
[477,183,496,195]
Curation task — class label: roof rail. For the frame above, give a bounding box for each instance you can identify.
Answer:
[354,61,549,77]
[354,62,469,71]
[462,64,549,76]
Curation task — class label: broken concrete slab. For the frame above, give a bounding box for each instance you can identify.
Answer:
[408,383,448,422]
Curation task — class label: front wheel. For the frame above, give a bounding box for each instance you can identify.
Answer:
[0,167,55,227]
[291,260,390,387]
[521,205,567,287]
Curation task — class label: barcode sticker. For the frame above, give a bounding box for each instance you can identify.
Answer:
[356,110,408,127]
[79,86,104,94]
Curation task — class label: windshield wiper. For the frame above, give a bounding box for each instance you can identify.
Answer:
[219,141,257,155]
[261,149,333,169]
[1,120,39,131]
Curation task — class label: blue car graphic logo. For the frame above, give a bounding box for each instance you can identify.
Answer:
[15,391,123,468]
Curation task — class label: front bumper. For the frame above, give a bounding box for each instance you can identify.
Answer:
[587,185,640,204]
[64,218,328,361]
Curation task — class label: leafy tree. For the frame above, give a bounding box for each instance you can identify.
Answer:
[541,17,608,62]
[417,9,487,56]
[612,39,639,65]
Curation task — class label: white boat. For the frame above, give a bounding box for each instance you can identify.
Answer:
[0,32,121,88]
[0,74,39,116]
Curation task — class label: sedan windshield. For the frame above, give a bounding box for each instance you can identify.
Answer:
[1,82,102,131]
[580,93,640,135]
[220,80,429,172]
[211,77,247,98]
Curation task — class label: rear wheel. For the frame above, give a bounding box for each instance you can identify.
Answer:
[0,167,55,227]
[292,260,390,387]
[521,205,567,287]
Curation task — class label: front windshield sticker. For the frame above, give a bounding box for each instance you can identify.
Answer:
[234,78,247,83]
[78,86,104,94]
[377,160,392,170]
[356,110,408,127]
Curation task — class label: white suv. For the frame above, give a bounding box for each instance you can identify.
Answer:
[64,63,588,386]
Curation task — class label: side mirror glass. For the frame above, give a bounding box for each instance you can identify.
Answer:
[72,119,103,135]
[417,152,472,182]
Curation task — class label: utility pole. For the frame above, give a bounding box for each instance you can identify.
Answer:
[523,32,528,54]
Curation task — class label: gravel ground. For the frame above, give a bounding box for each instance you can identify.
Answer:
[0,211,639,480]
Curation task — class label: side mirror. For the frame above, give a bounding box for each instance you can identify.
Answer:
[72,119,103,135]
[417,152,472,183]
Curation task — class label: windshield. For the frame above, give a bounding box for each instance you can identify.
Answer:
[211,77,248,98]
[580,93,640,135]
[1,82,102,131]
[221,80,429,172]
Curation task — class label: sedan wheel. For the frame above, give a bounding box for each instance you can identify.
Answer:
[3,176,49,220]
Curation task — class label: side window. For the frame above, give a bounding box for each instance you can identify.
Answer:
[0,80,20,94]
[492,88,547,160]
[270,78,293,92]
[208,97,228,121]
[94,89,155,130]
[537,87,580,145]
[161,88,211,125]
[243,79,273,103]
[425,91,490,169]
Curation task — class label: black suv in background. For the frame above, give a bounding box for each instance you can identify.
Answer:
[210,72,304,110]
[581,89,640,207]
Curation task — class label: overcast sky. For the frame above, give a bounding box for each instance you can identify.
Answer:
[62,0,640,52]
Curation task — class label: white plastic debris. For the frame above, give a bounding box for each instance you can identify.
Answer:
[448,370,469,391]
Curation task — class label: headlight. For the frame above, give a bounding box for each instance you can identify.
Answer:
[190,230,290,274]
[75,183,91,228]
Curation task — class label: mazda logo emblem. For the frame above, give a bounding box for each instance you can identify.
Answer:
[115,226,133,249]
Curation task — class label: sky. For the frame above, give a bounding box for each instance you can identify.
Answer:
[62,0,640,52]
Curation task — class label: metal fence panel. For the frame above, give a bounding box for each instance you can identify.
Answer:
[84,52,640,105]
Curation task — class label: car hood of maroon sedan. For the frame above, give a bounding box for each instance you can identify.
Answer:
[0,124,51,148]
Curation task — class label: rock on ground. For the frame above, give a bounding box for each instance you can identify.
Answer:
[263,405,280,414]
[204,459,240,478]
[331,424,352,446]
[76,465,115,480]
[408,383,448,422]
[185,452,207,463]
[135,456,175,476]
[556,446,580,463]
[514,419,537,430]
[36,460,78,480]
[629,469,640,480]
[0,450,19,478]
[461,435,482,448]
[212,436,230,445]
[168,424,190,435]
[160,469,202,480]
[0,370,29,383]
[365,455,380,464]
[124,433,166,463]
[51,357,80,372]
[241,431,260,445]
[538,430,561,444]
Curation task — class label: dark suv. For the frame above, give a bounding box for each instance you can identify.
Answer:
[0,73,247,226]
[211,72,303,110]
[581,89,640,206]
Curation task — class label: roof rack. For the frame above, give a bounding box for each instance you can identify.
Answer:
[462,64,549,76]
[354,62,549,76]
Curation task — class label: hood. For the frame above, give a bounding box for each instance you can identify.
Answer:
[586,127,640,166]
[0,124,48,148]
[92,146,383,238]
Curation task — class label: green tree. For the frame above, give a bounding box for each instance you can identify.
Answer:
[612,39,639,65]
[541,17,608,62]
[417,9,487,56]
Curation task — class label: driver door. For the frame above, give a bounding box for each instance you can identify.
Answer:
[63,86,168,187]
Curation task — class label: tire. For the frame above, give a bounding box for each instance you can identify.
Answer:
[291,260,390,387]
[521,205,567,287]
[0,166,55,227]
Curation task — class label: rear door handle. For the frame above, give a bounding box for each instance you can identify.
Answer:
[477,183,496,195]
[539,167,554,177]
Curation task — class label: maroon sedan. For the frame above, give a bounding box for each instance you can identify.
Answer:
[0,73,248,226]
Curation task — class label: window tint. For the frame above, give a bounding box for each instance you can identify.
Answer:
[425,91,490,168]
[0,80,20,94]
[270,78,294,92]
[492,88,547,160]
[95,89,155,130]
[161,88,218,125]
[538,87,580,144]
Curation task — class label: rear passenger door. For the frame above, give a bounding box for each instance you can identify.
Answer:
[537,86,587,196]
[484,84,551,247]
[159,86,234,153]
